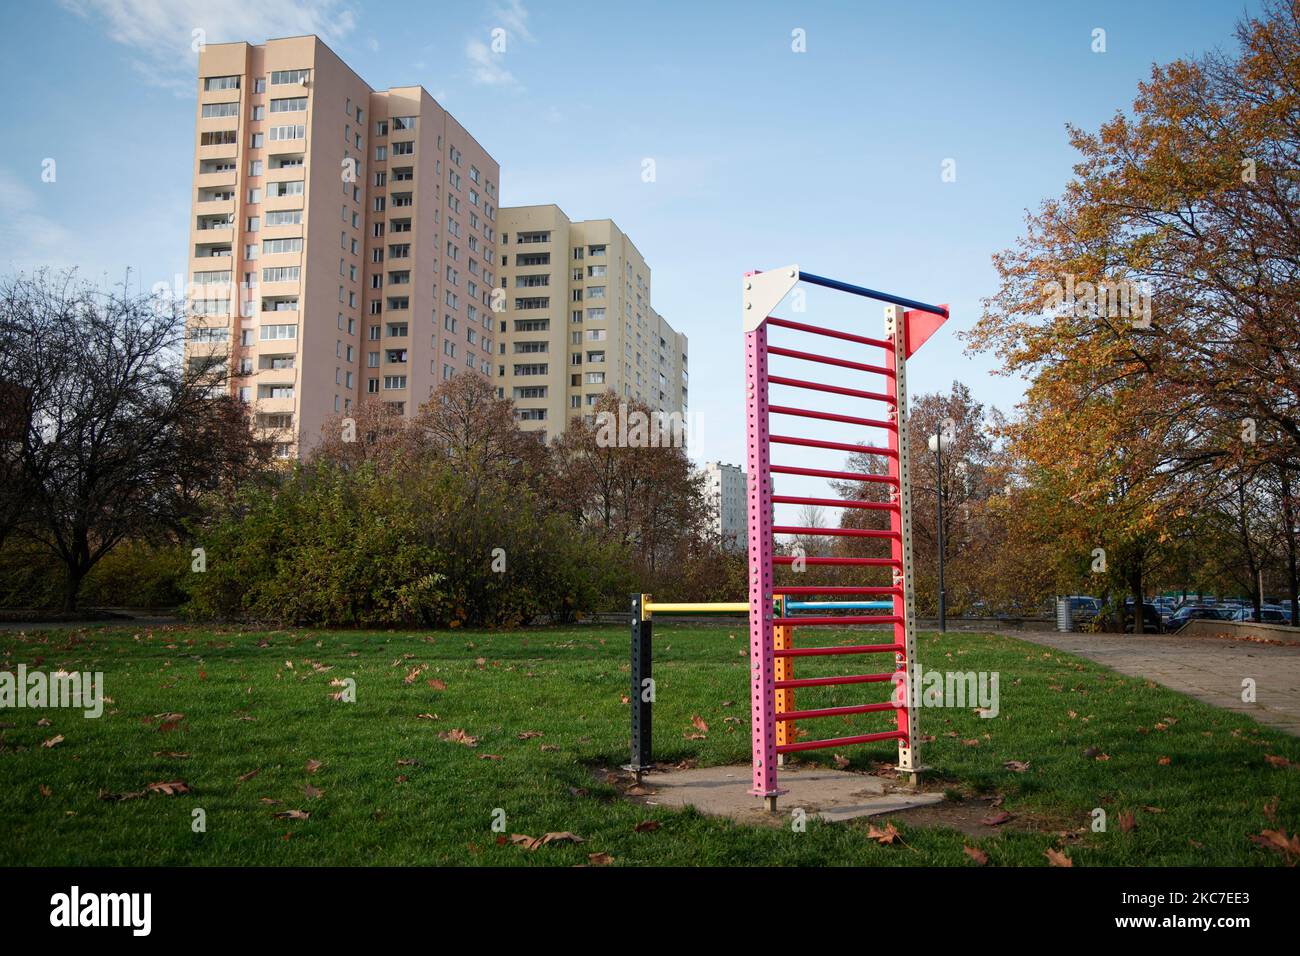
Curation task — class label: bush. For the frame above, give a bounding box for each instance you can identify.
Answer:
[0,539,187,610]
[184,459,633,627]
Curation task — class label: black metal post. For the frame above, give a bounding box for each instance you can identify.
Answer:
[627,593,652,781]
[936,440,947,633]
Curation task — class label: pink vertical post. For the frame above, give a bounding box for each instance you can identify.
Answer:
[745,321,779,806]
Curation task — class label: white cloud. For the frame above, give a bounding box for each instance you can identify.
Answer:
[464,0,533,89]
[491,0,532,44]
[0,168,74,273]
[59,0,357,95]
[465,38,517,88]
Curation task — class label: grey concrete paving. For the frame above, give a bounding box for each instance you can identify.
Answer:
[1008,630,1300,736]
[631,764,942,824]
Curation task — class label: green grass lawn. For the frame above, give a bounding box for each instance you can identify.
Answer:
[1,622,1297,866]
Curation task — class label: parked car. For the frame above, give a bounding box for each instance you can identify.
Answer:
[1151,597,1177,627]
[1229,606,1290,624]
[1063,595,1102,629]
[1168,605,1234,629]
[1122,599,1163,633]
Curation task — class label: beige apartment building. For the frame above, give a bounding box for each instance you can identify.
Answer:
[495,205,688,442]
[186,36,501,458]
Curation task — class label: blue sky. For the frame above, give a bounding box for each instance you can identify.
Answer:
[0,0,1259,468]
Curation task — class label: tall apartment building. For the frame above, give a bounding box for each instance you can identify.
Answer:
[495,205,688,442]
[702,461,748,551]
[186,36,501,458]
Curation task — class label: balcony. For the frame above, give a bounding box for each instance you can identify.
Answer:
[254,395,296,415]
[195,170,237,189]
[193,242,233,259]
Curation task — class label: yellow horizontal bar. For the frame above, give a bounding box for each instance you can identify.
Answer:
[644,602,751,615]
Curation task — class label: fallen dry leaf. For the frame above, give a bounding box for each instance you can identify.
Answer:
[42,735,64,749]
[428,679,447,691]
[633,820,660,833]
[691,715,709,733]
[867,823,902,845]
[981,811,1013,827]
[1003,760,1030,773]
[39,784,53,798]
[305,759,322,774]
[1249,827,1300,860]
[1157,756,1172,766]
[146,780,191,796]
[438,728,479,747]
[273,809,310,820]
[1117,811,1137,832]
[587,852,615,866]
[517,730,543,740]
[303,784,323,800]
[236,768,260,783]
[1044,848,1073,867]
[962,845,989,865]
[1264,754,1292,769]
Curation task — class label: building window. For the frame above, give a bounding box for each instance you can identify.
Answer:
[270,69,310,85]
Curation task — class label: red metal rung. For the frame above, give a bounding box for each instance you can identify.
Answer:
[776,729,907,755]
[776,673,895,689]
[769,375,893,404]
[768,405,896,431]
[774,586,901,596]
[769,642,904,658]
[777,701,898,722]
[772,464,898,485]
[773,525,898,539]
[774,556,900,567]
[767,345,893,377]
[772,435,897,457]
[767,316,891,350]
[773,495,897,512]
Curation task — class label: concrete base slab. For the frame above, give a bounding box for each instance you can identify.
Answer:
[631,764,944,824]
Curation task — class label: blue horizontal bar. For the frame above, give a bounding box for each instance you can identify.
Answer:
[786,601,895,611]
[798,271,948,318]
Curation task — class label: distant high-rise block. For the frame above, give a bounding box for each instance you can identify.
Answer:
[703,461,748,551]
[495,205,688,443]
[185,35,501,459]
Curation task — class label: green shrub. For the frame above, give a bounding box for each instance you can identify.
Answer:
[182,459,631,627]
[0,539,187,610]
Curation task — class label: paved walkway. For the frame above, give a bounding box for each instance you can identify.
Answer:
[1009,630,1300,736]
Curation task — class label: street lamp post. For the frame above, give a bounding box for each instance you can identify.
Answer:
[927,431,949,632]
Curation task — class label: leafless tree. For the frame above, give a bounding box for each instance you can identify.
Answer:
[0,269,268,610]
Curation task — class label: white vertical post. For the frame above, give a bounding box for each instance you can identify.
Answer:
[886,305,923,786]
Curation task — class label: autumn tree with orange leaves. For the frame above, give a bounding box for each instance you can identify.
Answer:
[969,0,1300,621]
